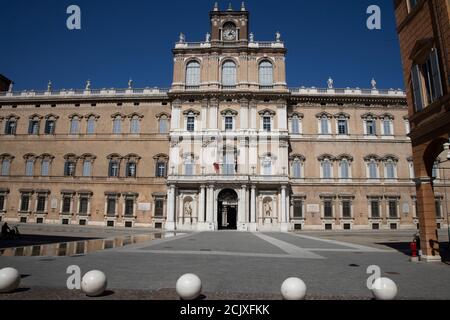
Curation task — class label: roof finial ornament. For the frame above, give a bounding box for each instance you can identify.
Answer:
[249,32,254,42]
[228,2,233,11]
[371,78,377,90]
[327,77,334,89]
[128,79,133,89]
[241,2,246,11]
[179,32,185,43]
[276,31,281,42]
[85,79,91,90]
[213,2,219,11]
[8,82,13,93]
[47,80,52,92]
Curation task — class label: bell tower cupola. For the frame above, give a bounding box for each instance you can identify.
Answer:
[210,2,249,44]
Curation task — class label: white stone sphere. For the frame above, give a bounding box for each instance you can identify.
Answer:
[81,270,107,297]
[176,274,202,300]
[371,277,398,300]
[0,268,21,293]
[281,277,307,300]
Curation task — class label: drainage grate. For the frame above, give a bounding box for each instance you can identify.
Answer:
[349,264,360,267]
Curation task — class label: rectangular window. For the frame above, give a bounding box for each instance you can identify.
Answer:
[366,120,376,135]
[70,119,80,134]
[225,117,233,131]
[125,199,134,216]
[0,195,5,211]
[113,119,122,134]
[37,196,46,212]
[20,194,30,212]
[130,119,140,134]
[62,197,72,214]
[126,162,137,178]
[338,120,348,135]
[87,119,96,135]
[322,161,332,179]
[383,120,392,135]
[79,197,89,215]
[292,162,302,178]
[45,120,56,135]
[187,117,195,132]
[155,200,164,217]
[5,121,17,135]
[65,162,76,177]
[342,201,351,218]
[321,118,329,134]
[29,121,40,135]
[41,160,50,176]
[389,201,398,218]
[386,162,396,179]
[371,200,380,218]
[293,200,303,218]
[1,160,10,176]
[324,201,333,218]
[156,162,166,177]
[369,162,378,179]
[159,119,169,134]
[291,118,300,134]
[340,161,349,179]
[435,200,442,218]
[107,198,116,216]
[109,161,120,177]
[82,161,92,177]
[263,117,271,132]
[25,160,34,176]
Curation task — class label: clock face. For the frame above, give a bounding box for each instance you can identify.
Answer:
[223,28,237,41]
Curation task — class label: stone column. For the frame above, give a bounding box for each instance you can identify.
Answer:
[250,100,257,130]
[238,185,247,226]
[415,177,441,262]
[166,185,176,231]
[198,186,206,223]
[280,186,288,232]
[206,186,214,224]
[250,186,257,231]
[209,99,218,130]
[200,99,208,131]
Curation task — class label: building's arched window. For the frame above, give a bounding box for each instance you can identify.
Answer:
[69,114,82,135]
[340,158,350,179]
[322,159,332,178]
[5,115,19,135]
[290,155,305,178]
[64,154,79,177]
[80,154,96,177]
[365,155,380,179]
[44,114,59,135]
[39,154,54,177]
[259,61,274,87]
[129,114,143,134]
[186,61,201,88]
[85,114,99,135]
[28,115,42,135]
[107,154,122,178]
[259,109,276,132]
[289,113,303,134]
[154,154,169,178]
[222,60,237,87]
[111,114,125,134]
[221,109,238,131]
[317,113,332,135]
[24,154,37,177]
[362,114,377,136]
[156,113,171,134]
[124,154,141,178]
[0,154,13,176]
[335,113,350,135]
[383,156,398,179]
[183,109,200,132]
[382,115,394,136]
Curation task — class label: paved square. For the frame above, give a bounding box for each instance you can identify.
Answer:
[1,226,450,300]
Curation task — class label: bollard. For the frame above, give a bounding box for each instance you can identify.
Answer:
[81,270,108,297]
[176,274,202,300]
[371,277,398,300]
[410,241,419,262]
[0,268,21,293]
[281,277,307,300]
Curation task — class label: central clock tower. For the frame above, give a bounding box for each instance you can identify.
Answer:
[210,2,249,43]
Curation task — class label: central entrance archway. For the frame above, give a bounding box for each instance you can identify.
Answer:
[218,189,238,230]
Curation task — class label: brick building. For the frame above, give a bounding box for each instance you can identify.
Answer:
[394,0,450,261]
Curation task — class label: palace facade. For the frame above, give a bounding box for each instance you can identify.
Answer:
[0,4,448,232]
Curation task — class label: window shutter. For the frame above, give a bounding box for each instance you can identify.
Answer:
[430,49,444,101]
[411,65,424,111]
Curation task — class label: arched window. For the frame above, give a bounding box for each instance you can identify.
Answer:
[80,154,96,177]
[259,61,274,87]
[124,154,141,178]
[340,159,350,179]
[365,155,380,179]
[322,159,332,178]
[69,115,81,134]
[111,114,125,134]
[129,114,143,134]
[382,115,394,136]
[5,115,19,135]
[383,156,398,179]
[44,114,59,135]
[321,115,330,135]
[64,154,79,177]
[24,154,37,177]
[186,61,201,88]
[40,154,54,177]
[0,154,13,176]
[290,155,305,178]
[222,61,237,87]
[86,114,99,135]
[154,154,169,178]
[157,113,170,134]
[28,115,42,135]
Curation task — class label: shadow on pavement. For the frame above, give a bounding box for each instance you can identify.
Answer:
[0,234,100,249]
[376,241,450,263]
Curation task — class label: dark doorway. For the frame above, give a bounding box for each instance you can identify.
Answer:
[218,189,238,230]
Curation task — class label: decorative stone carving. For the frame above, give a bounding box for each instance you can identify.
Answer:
[85,80,91,90]
[327,77,334,89]
[371,78,377,90]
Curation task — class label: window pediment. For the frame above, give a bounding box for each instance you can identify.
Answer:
[318,154,335,161]
[127,113,144,119]
[64,154,79,161]
[409,38,434,62]
[68,113,83,120]
[382,155,399,162]
[183,109,200,116]
[258,109,276,116]
[107,153,122,160]
[156,112,171,120]
[29,114,43,120]
[361,113,378,119]
[85,113,100,120]
[221,109,238,116]
[316,112,332,119]
[111,113,126,119]
[336,154,354,161]
[364,154,381,162]
[45,114,59,120]
[334,112,350,119]
[289,154,305,162]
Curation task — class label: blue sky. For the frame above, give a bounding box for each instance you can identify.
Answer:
[0,0,404,91]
